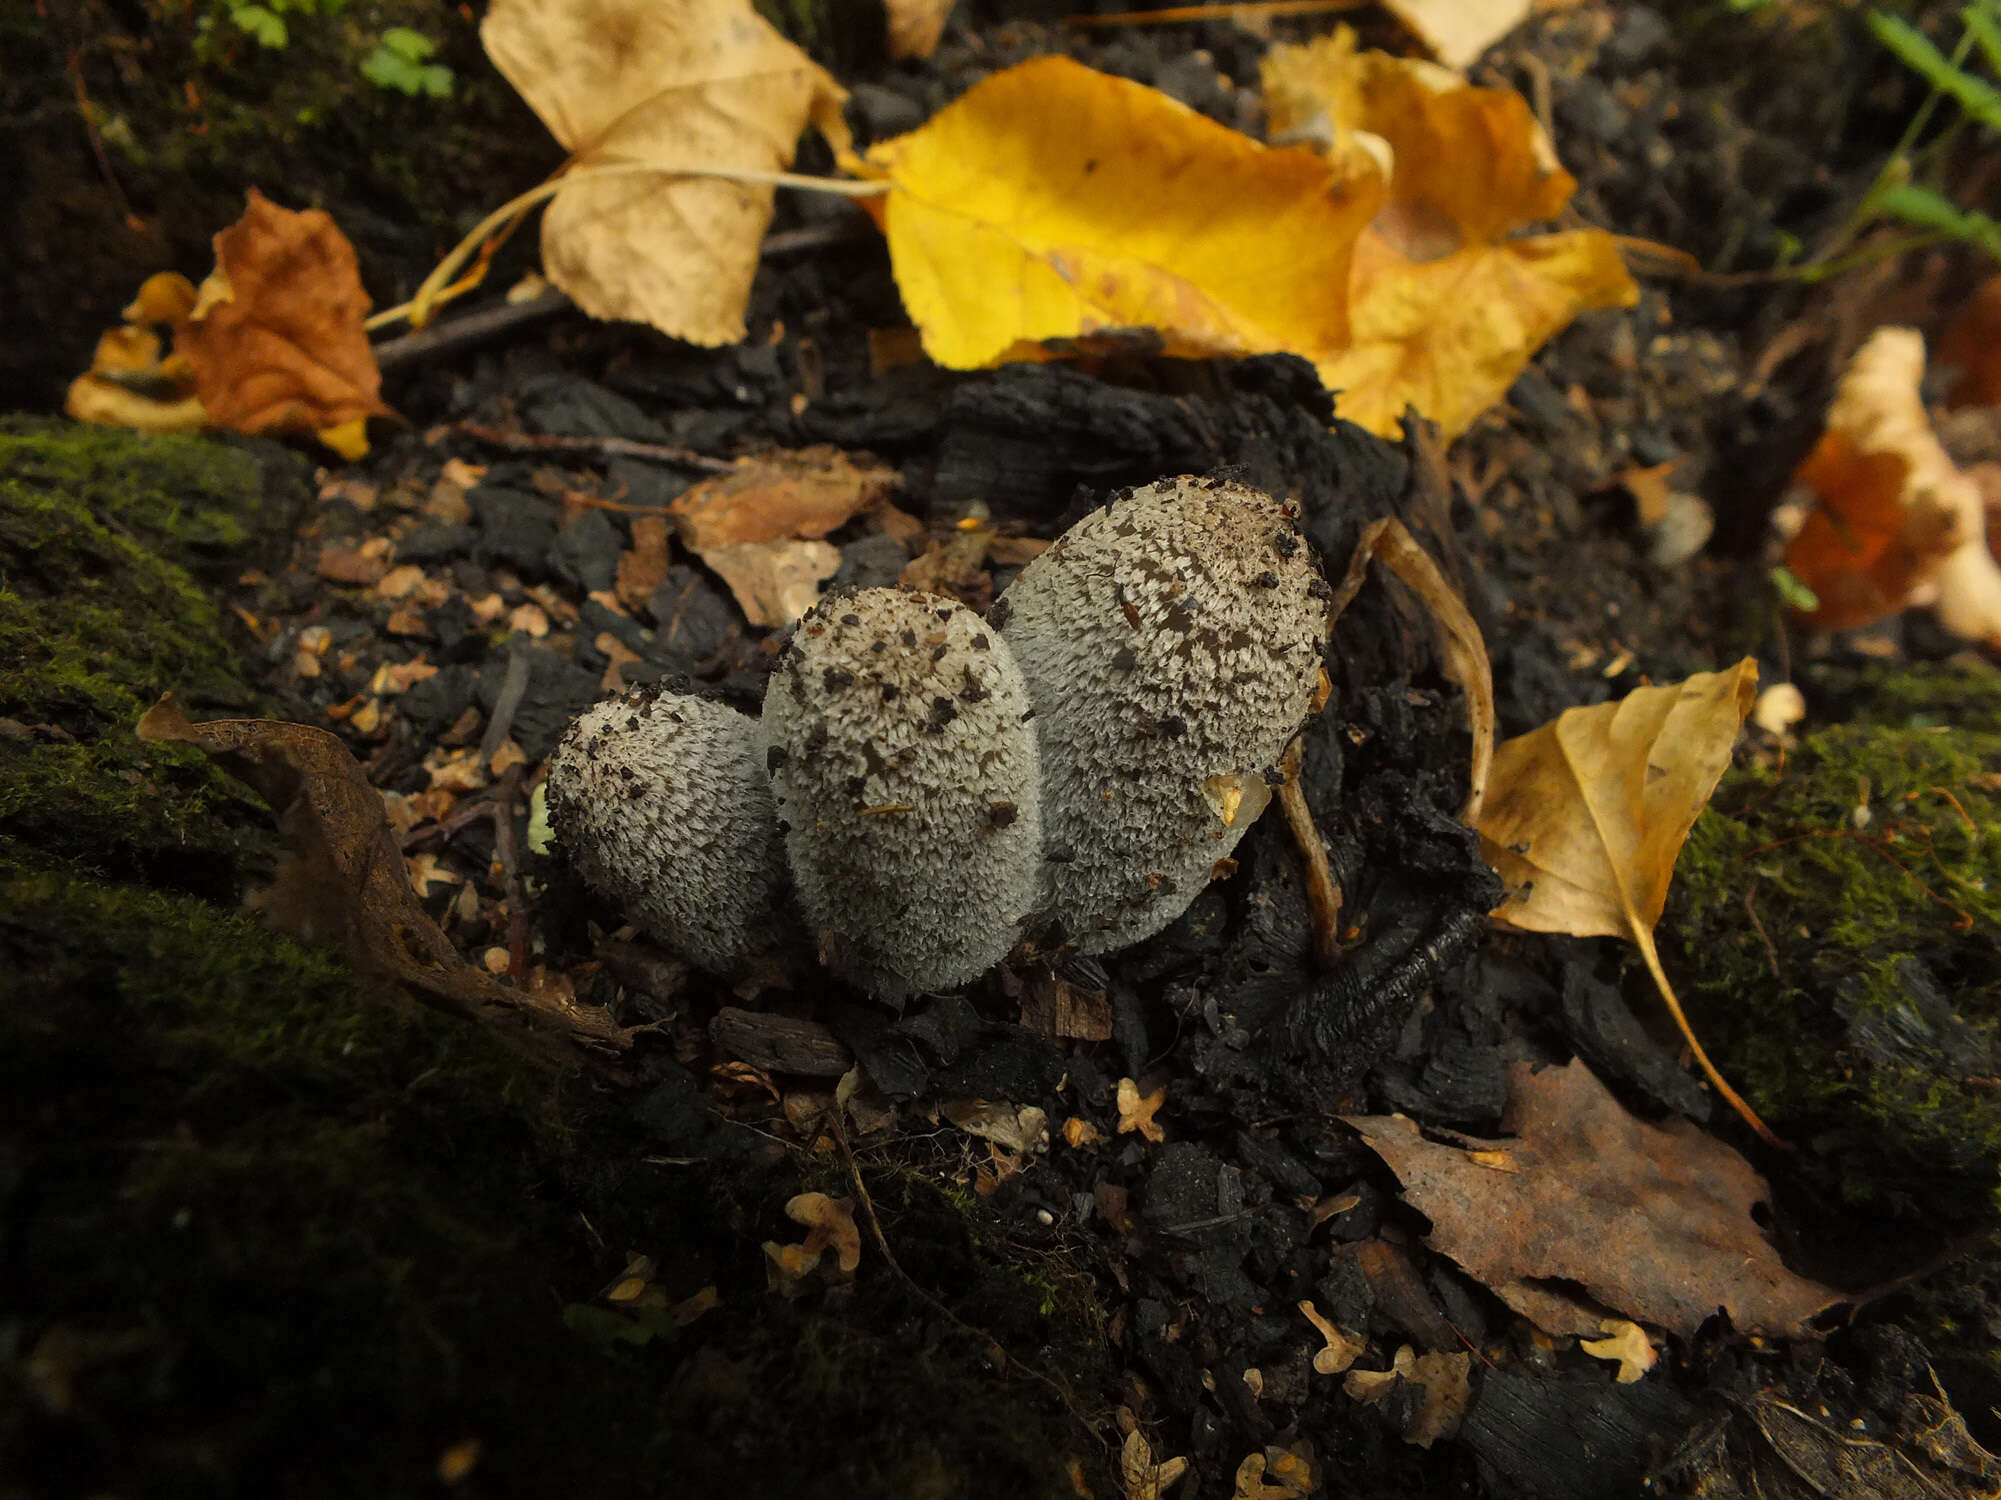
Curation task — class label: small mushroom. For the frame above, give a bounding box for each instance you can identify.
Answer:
[543,686,792,976]
[763,587,1042,1002]
[995,476,1330,953]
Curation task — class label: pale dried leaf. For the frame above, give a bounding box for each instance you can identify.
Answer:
[1580,1318,1657,1384]
[482,0,847,345]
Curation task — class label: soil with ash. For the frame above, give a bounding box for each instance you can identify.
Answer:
[9,5,2001,1500]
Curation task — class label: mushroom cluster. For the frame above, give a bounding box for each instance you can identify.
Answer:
[543,475,1330,1001]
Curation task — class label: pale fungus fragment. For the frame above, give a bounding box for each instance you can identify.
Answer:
[995,476,1330,952]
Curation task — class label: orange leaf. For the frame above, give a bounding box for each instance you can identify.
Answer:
[1783,326,2001,645]
[1263,31,1637,439]
[174,190,391,446]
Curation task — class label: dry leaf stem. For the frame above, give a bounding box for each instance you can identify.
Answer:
[1328,518,1494,823]
[1633,928,1785,1149]
[1277,740,1344,969]
[380,162,889,333]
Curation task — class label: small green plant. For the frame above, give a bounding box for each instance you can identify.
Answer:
[215,0,346,50]
[360,27,455,99]
[1839,4,2001,270]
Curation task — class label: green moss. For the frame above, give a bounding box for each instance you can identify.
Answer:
[0,423,300,880]
[1666,663,2001,1219]
[0,427,1103,1497]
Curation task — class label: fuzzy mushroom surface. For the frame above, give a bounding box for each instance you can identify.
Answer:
[763,587,1042,1002]
[994,475,1331,953]
[544,687,792,976]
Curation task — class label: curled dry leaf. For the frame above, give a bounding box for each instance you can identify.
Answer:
[1263,30,1636,440]
[1117,1408,1190,1500]
[941,1099,1049,1156]
[1298,1299,1365,1375]
[848,55,1380,371]
[135,694,631,1071]
[1474,659,1775,1142]
[1232,1444,1317,1500]
[1341,1344,1472,1448]
[666,446,896,625]
[1343,1060,1840,1340]
[1116,1077,1167,1143]
[482,0,847,346]
[765,1190,861,1283]
[1579,1318,1658,1385]
[1382,0,1531,71]
[1783,326,2001,647]
[175,190,392,449]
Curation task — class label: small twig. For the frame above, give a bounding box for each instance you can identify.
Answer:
[493,763,531,983]
[1743,880,1782,981]
[1277,740,1344,970]
[373,289,573,374]
[67,49,141,233]
[480,646,533,771]
[444,420,736,475]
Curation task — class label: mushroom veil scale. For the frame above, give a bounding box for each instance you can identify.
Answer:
[993,476,1331,953]
[543,688,793,976]
[763,587,1043,1003]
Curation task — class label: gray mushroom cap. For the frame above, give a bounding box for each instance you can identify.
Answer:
[994,476,1331,953]
[764,587,1042,1003]
[544,687,792,976]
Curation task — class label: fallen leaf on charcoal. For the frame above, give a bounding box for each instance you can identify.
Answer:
[762,1191,862,1292]
[666,447,892,624]
[1062,1117,1101,1148]
[847,55,1380,370]
[942,1099,1049,1155]
[1263,31,1636,439]
[1782,326,2001,647]
[1118,1408,1190,1500]
[1341,1345,1472,1447]
[136,694,629,1070]
[1475,659,1775,1141]
[174,191,392,454]
[1382,0,1531,70]
[616,514,673,614]
[669,446,895,549]
[1343,1060,1841,1339]
[481,0,847,346]
[1684,1381,2001,1499]
[1299,1300,1366,1375]
[1116,1077,1167,1143]
[883,0,953,59]
[700,539,841,627]
[124,269,199,325]
[1580,1318,1657,1384]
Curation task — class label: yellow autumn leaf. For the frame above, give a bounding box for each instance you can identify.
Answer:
[1474,661,1775,1143]
[849,55,1382,371]
[482,0,847,347]
[1264,30,1637,439]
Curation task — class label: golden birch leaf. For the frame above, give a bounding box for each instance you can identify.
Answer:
[1475,660,1776,1142]
[1263,30,1637,439]
[482,0,847,346]
[850,56,1381,371]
